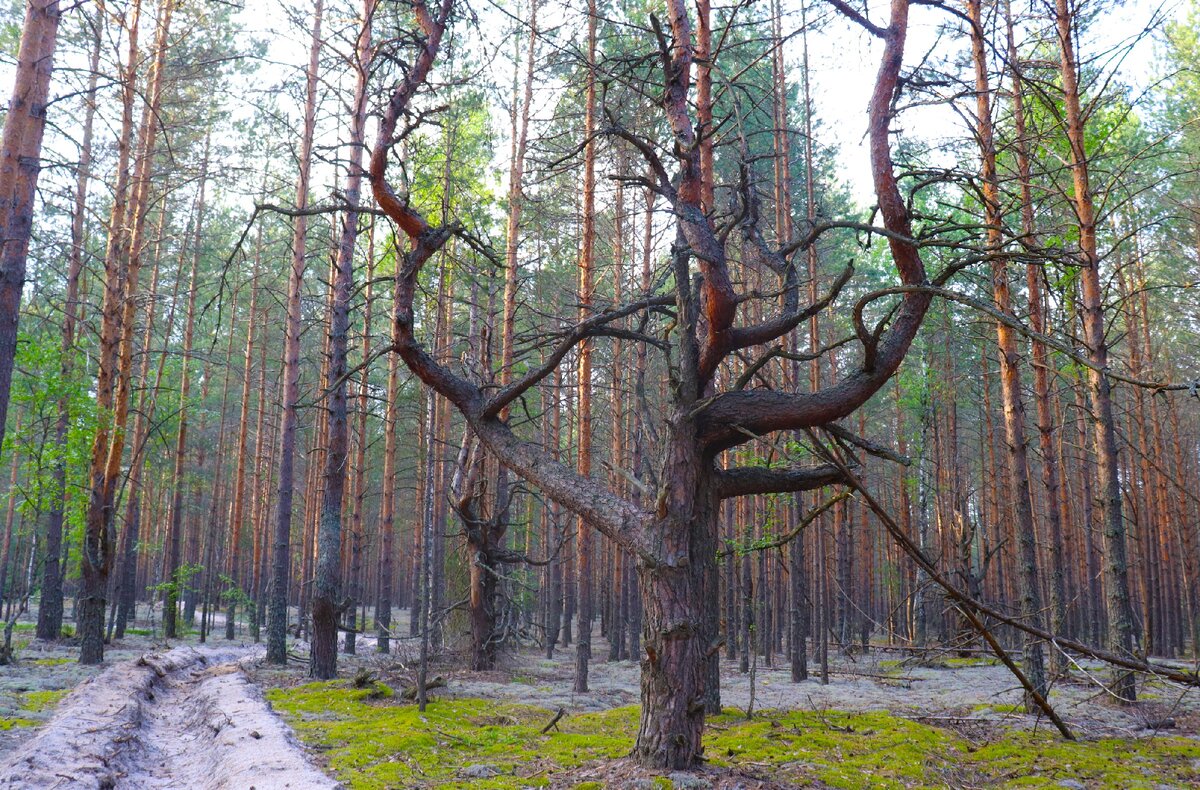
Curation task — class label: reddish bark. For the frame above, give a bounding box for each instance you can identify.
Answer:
[968,0,1047,706]
[1055,0,1138,701]
[0,0,62,458]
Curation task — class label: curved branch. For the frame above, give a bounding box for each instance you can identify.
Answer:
[483,294,674,418]
[715,463,846,499]
[368,0,650,557]
[858,284,1197,393]
[719,492,850,556]
[728,263,854,351]
[825,0,888,37]
[823,422,910,465]
[697,0,930,453]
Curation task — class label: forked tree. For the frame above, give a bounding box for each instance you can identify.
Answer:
[369,0,931,768]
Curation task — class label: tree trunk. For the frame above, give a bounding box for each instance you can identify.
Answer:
[376,270,400,653]
[346,222,375,654]
[78,0,142,660]
[969,0,1047,707]
[249,352,273,642]
[0,430,20,612]
[164,139,208,639]
[226,224,263,639]
[38,9,98,641]
[1054,0,1138,701]
[573,0,598,694]
[311,0,373,680]
[81,0,174,663]
[1004,0,1068,675]
[0,0,62,458]
[109,201,172,642]
[268,0,323,665]
[633,444,716,769]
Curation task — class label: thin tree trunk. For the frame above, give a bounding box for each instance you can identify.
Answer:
[311,0,374,680]
[969,0,1047,707]
[109,199,172,641]
[1004,0,1068,674]
[268,0,324,665]
[38,11,99,641]
[573,0,598,695]
[346,221,375,654]
[226,221,263,639]
[376,269,400,653]
[1054,0,1138,701]
[0,429,20,611]
[164,138,208,639]
[249,353,273,642]
[81,0,175,663]
[417,394,437,710]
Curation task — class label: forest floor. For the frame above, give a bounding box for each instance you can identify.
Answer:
[2,609,1200,788]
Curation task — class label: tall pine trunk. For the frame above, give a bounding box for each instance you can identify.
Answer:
[1004,0,1069,675]
[968,0,1047,706]
[311,0,374,680]
[1054,0,1138,701]
[164,139,208,639]
[572,0,598,694]
[81,0,175,662]
[38,9,98,641]
[268,0,324,665]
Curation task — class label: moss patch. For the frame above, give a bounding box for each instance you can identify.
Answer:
[944,657,1000,668]
[973,730,1200,788]
[19,689,70,713]
[972,703,1026,715]
[268,684,1200,789]
[266,682,632,789]
[0,717,37,730]
[705,709,964,788]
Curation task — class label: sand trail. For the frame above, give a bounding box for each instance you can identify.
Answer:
[0,646,337,789]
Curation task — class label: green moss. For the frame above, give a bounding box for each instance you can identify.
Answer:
[572,783,603,789]
[652,778,672,789]
[125,628,151,636]
[972,703,1025,714]
[29,657,72,667]
[267,683,632,789]
[351,682,393,701]
[972,730,1200,788]
[19,689,70,713]
[944,657,999,668]
[268,685,1200,789]
[0,717,37,730]
[706,709,964,788]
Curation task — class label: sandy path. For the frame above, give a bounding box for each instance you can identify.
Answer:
[0,646,338,790]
